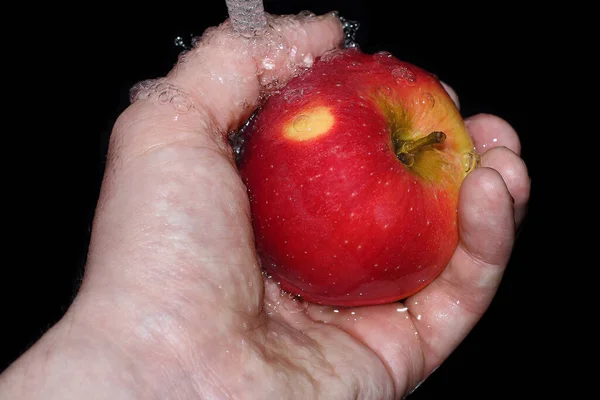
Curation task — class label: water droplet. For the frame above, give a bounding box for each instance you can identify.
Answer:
[171,94,192,112]
[374,51,393,60]
[158,91,171,103]
[392,66,417,85]
[339,16,360,49]
[319,48,345,63]
[293,115,312,132]
[463,150,481,173]
[298,10,316,19]
[174,36,188,50]
[416,92,435,109]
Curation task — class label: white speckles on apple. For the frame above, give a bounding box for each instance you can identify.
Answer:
[357,245,362,250]
[426,220,431,225]
[351,191,358,197]
[344,240,349,244]
[335,82,342,87]
[410,207,413,211]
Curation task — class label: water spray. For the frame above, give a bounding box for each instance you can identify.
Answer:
[225,0,268,37]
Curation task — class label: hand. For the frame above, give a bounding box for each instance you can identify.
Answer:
[0,12,530,399]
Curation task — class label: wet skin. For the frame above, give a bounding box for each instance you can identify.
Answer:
[0,12,530,400]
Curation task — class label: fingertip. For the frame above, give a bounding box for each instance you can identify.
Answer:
[441,81,460,109]
[458,167,515,265]
[464,113,521,155]
[481,146,531,226]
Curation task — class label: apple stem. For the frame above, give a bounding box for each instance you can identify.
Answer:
[396,131,446,166]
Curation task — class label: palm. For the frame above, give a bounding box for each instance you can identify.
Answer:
[81,129,520,398]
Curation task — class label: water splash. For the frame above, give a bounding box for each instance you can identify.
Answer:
[392,66,417,85]
[225,0,268,38]
[129,79,194,113]
[339,16,360,49]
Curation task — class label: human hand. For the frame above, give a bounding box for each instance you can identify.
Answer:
[0,11,530,399]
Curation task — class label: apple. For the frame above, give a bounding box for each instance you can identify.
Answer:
[237,48,478,307]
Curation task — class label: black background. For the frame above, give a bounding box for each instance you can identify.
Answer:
[3,0,546,398]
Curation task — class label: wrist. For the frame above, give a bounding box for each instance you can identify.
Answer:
[0,305,145,399]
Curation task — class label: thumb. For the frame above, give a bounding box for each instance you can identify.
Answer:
[79,13,343,319]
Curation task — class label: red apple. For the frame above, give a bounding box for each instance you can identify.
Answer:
[237,48,478,307]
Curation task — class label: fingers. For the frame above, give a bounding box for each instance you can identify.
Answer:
[80,13,344,319]
[441,82,460,109]
[465,113,521,155]
[405,167,515,375]
[165,12,344,132]
[481,146,530,227]
[465,113,530,228]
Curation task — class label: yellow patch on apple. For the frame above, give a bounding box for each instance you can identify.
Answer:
[284,107,334,141]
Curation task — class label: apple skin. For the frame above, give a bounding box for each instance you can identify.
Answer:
[237,48,476,307]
